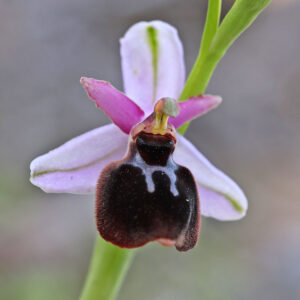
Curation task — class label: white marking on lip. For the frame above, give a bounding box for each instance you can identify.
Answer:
[128,152,179,197]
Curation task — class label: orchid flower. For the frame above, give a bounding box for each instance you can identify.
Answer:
[30,21,247,252]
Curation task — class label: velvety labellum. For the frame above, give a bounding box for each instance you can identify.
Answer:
[96,131,200,251]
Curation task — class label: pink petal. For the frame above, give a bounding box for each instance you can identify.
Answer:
[169,95,222,128]
[173,135,248,221]
[80,77,144,134]
[120,20,185,115]
[30,124,128,194]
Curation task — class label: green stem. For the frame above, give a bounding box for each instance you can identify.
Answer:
[178,0,221,135]
[79,237,135,300]
[194,0,222,75]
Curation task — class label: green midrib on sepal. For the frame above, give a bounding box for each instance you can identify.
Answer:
[146,26,159,103]
[30,149,120,179]
[227,195,244,213]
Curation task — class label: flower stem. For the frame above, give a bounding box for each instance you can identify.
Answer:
[79,237,135,300]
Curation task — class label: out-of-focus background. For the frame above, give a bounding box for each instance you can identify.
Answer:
[1,0,299,299]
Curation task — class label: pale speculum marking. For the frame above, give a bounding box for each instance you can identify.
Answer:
[128,151,179,197]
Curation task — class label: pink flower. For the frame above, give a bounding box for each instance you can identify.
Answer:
[30,21,247,251]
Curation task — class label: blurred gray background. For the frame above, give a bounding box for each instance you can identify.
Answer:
[1,0,300,299]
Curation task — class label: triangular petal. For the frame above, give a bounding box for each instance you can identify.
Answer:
[120,20,185,115]
[30,124,128,194]
[169,95,222,128]
[173,135,248,220]
[81,77,144,134]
